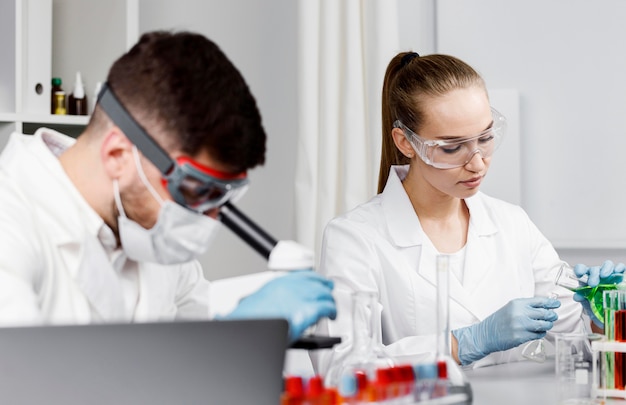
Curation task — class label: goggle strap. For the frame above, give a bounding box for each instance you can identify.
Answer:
[98,83,175,176]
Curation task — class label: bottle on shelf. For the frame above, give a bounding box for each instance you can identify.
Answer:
[54,92,67,115]
[51,77,64,114]
[68,71,88,115]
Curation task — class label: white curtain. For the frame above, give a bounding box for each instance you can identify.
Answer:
[295,0,399,260]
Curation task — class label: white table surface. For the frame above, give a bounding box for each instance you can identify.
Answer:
[464,358,626,405]
[464,359,558,404]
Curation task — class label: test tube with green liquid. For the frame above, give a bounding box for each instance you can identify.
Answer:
[604,290,626,391]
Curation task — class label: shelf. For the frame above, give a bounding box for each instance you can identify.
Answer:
[592,387,626,400]
[592,340,626,400]
[0,112,88,126]
[0,0,136,132]
[592,340,626,353]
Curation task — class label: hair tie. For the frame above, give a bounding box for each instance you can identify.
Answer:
[400,52,420,68]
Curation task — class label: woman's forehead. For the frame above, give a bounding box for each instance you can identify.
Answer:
[419,88,491,138]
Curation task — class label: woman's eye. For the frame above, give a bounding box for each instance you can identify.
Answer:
[440,144,462,154]
[478,134,494,144]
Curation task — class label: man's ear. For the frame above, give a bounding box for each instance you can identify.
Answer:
[391,127,417,159]
[100,127,134,179]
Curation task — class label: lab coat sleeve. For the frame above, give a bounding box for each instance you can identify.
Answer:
[0,176,45,324]
[173,260,211,321]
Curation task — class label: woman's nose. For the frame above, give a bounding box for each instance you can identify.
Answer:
[463,149,486,171]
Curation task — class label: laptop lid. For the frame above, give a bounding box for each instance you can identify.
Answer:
[0,319,289,405]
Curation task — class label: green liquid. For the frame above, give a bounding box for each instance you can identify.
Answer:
[573,284,618,321]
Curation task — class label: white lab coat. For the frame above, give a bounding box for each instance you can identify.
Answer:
[0,129,210,325]
[313,165,586,372]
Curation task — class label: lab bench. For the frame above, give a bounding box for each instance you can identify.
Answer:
[464,357,626,405]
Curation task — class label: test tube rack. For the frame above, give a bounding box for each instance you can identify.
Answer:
[591,340,626,399]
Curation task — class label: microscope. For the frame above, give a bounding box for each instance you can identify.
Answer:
[218,202,341,349]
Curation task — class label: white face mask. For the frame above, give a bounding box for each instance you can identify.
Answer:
[114,147,221,265]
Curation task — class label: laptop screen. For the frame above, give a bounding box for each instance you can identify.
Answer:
[0,319,289,405]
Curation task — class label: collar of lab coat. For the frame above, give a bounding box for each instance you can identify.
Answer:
[382,165,498,247]
[382,165,499,320]
[3,129,126,320]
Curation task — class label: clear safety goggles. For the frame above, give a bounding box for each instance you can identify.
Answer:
[98,82,249,213]
[394,108,507,169]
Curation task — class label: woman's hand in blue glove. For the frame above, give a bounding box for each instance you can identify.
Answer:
[225,270,337,343]
[573,260,625,328]
[573,260,625,288]
[452,297,560,366]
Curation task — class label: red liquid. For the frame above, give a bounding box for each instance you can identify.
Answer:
[615,310,626,389]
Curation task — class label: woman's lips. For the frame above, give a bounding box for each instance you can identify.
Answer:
[460,176,482,188]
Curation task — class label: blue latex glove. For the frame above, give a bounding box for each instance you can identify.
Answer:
[224,270,337,343]
[452,297,560,366]
[573,260,626,328]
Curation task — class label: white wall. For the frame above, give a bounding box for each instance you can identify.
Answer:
[52,0,129,98]
[139,0,299,280]
[138,0,626,282]
[435,0,626,265]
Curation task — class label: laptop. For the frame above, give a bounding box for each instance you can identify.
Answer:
[0,319,289,405]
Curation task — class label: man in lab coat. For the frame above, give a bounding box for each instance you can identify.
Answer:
[0,31,336,342]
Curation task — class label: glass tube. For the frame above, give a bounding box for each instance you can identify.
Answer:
[436,255,450,357]
[324,291,395,391]
[435,254,473,399]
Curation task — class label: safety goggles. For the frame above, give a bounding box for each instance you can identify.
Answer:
[394,108,507,169]
[98,83,249,213]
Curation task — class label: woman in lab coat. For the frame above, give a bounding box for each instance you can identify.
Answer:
[314,52,603,371]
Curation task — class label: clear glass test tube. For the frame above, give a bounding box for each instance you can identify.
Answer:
[436,255,450,358]
[604,290,626,391]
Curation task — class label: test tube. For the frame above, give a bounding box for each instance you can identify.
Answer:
[436,255,450,358]
[610,290,626,390]
[604,290,619,390]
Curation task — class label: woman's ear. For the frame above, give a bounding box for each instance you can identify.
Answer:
[391,127,416,159]
[100,127,134,179]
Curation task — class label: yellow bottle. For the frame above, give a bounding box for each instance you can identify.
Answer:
[54,92,67,115]
[50,77,63,114]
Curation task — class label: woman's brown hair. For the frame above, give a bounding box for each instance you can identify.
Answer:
[378,53,486,193]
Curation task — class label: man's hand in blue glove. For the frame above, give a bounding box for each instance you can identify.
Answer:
[452,297,560,366]
[225,270,337,343]
[573,260,625,328]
